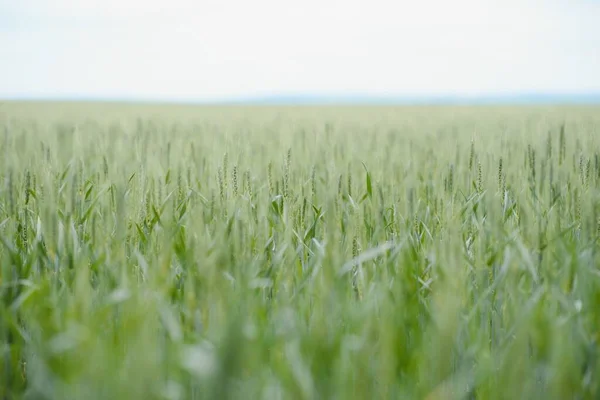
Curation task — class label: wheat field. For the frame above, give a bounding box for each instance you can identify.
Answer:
[1,102,599,399]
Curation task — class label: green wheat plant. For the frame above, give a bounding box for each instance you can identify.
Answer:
[0,102,599,399]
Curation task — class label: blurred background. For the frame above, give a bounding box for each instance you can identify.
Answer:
[1,0,599,103]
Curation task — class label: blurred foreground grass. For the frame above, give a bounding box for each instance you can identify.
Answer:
[1,102,600,399]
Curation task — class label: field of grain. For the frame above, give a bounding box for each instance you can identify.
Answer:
[1,102,599,399]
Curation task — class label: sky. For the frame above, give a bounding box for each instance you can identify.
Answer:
[0,0,599,101]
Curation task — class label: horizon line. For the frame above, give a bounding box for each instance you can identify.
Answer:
[2,92,600,106]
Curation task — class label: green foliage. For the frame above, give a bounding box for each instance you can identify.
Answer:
[1,103,600,399]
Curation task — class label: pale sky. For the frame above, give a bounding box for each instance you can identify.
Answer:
[0,0,599,101]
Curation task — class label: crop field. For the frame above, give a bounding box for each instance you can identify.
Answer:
[1,102,600,399]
